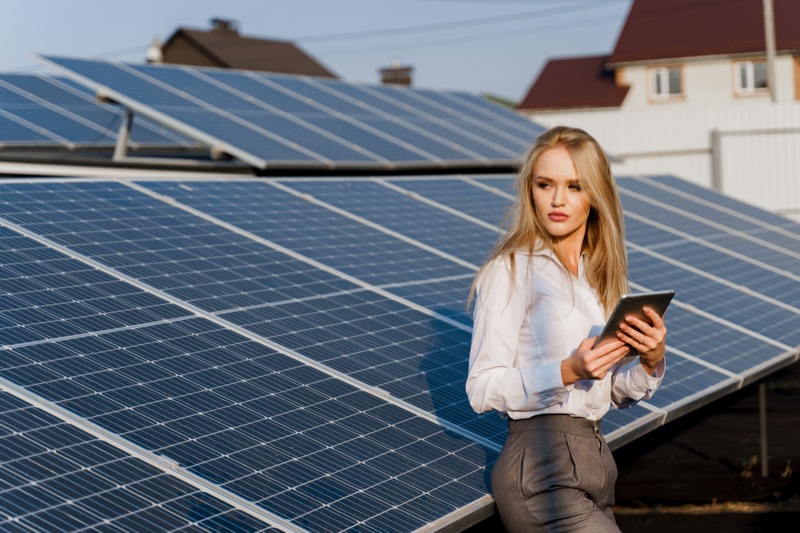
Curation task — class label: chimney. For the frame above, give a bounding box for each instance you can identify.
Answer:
[146,37,163,64]
[210,17,239,33]
[380,61,413,86]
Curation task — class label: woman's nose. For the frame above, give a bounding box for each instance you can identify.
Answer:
[552,187,565,206]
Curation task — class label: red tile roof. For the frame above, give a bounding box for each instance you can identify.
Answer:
[163,27,338,78]
[516,55,629,111]
[609,0,800,65]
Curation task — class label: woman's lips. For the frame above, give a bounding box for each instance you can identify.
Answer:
[548,212,568,221]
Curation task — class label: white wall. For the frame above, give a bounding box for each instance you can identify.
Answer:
[526,102,800,221]
[616,55,795,110]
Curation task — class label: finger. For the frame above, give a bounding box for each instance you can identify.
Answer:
[617,329,651,350]
[624,315,655,334]
[594,342,630,364]
[593,339,626,355]
[622,319,664,345]
[619,323,647,344]
[643,307,666,331]
[594,345,631,376]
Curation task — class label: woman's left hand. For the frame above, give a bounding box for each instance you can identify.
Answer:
[617,307,667,375]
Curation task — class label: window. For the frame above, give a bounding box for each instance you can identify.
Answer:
[735,60,768,94]
[650,67,682,99]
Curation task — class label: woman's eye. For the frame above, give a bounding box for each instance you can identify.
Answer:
[537,182,550,189]
[569,184,582,191]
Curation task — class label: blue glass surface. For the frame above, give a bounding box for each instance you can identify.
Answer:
[284,180,500,265]
[388,177,512,227]
[639,176,800,235]
[47,56,534,165]
[1,317,492,530]
[0,182,356,313]
[441,91,546,133]
[1,106,115,143]
[316,80,520,159]
[142,180,473,287]
[0,113,54,142]
[0,74,190,147]
[629,249,800,348]
[0,391,277,531]
[621,191,800,275]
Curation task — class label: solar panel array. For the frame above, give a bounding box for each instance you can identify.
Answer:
[0,174,797,531]
[0,74,193,150]
[41,56,545,170]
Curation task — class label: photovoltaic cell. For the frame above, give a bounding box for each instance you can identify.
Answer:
[44,55,541,169]
[0,74,191,148]
[0,226,191,346]
[140,179,475,304]
[0,182,357,313]
[0,172,796,531]
[627,250,800,347]
[620,191,800,275]
[283,180,500,265]
[0,179,503,479]
[387,177,512,228]
[0,109,59,144]
[320,79,522,159]
[0,391,277,532]
[623,176,800,237]
[1,317,494,531]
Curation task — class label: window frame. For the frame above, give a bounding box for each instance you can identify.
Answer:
[649,66,683,101]
[734,60,769,96]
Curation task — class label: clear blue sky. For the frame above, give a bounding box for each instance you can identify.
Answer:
[2,0,632,101]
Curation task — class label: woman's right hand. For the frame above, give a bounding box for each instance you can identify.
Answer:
[560,337,631,386]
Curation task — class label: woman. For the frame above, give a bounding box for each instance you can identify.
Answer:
[467,126,667,532]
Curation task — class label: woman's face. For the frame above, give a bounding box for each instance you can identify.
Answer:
[532,146,591,244]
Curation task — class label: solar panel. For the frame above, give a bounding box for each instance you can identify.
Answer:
[0,181,502,447]
[0,206,496,531]
[0,173,796,531]
[42,56,544,170]
[0,389,282,531]
[0,74,193,149]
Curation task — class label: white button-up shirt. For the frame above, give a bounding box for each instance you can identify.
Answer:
[467,249,664,421]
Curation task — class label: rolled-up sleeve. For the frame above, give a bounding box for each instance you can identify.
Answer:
[610,356,666,408]
[466,257,568,414]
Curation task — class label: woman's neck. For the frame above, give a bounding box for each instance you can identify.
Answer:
[552,235,584,277]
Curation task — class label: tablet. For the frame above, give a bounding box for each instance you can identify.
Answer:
[593,290,675,349]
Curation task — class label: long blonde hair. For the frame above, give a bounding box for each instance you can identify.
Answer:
[469,126,628,316]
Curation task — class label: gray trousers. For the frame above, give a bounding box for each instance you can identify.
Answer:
[491,415,620,533]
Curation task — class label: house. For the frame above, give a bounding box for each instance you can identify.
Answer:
[156,18,338,79]
[518,0,800,112]
[516,0,800,222]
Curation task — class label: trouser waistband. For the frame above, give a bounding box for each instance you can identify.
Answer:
[507,414,601,437]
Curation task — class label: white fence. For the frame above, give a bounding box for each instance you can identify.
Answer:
[527,103,800,222]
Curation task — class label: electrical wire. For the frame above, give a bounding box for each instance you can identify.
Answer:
[293,0,623,42]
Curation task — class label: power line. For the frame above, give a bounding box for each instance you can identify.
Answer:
[293,0,626,42]
[320,12,623,57]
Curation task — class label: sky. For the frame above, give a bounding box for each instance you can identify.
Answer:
[1,0,632,102]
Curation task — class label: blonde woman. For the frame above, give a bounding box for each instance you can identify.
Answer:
[467,126,667,532]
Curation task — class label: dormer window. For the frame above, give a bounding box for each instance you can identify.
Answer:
[734,60,768,95]
[650,67,682,100]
